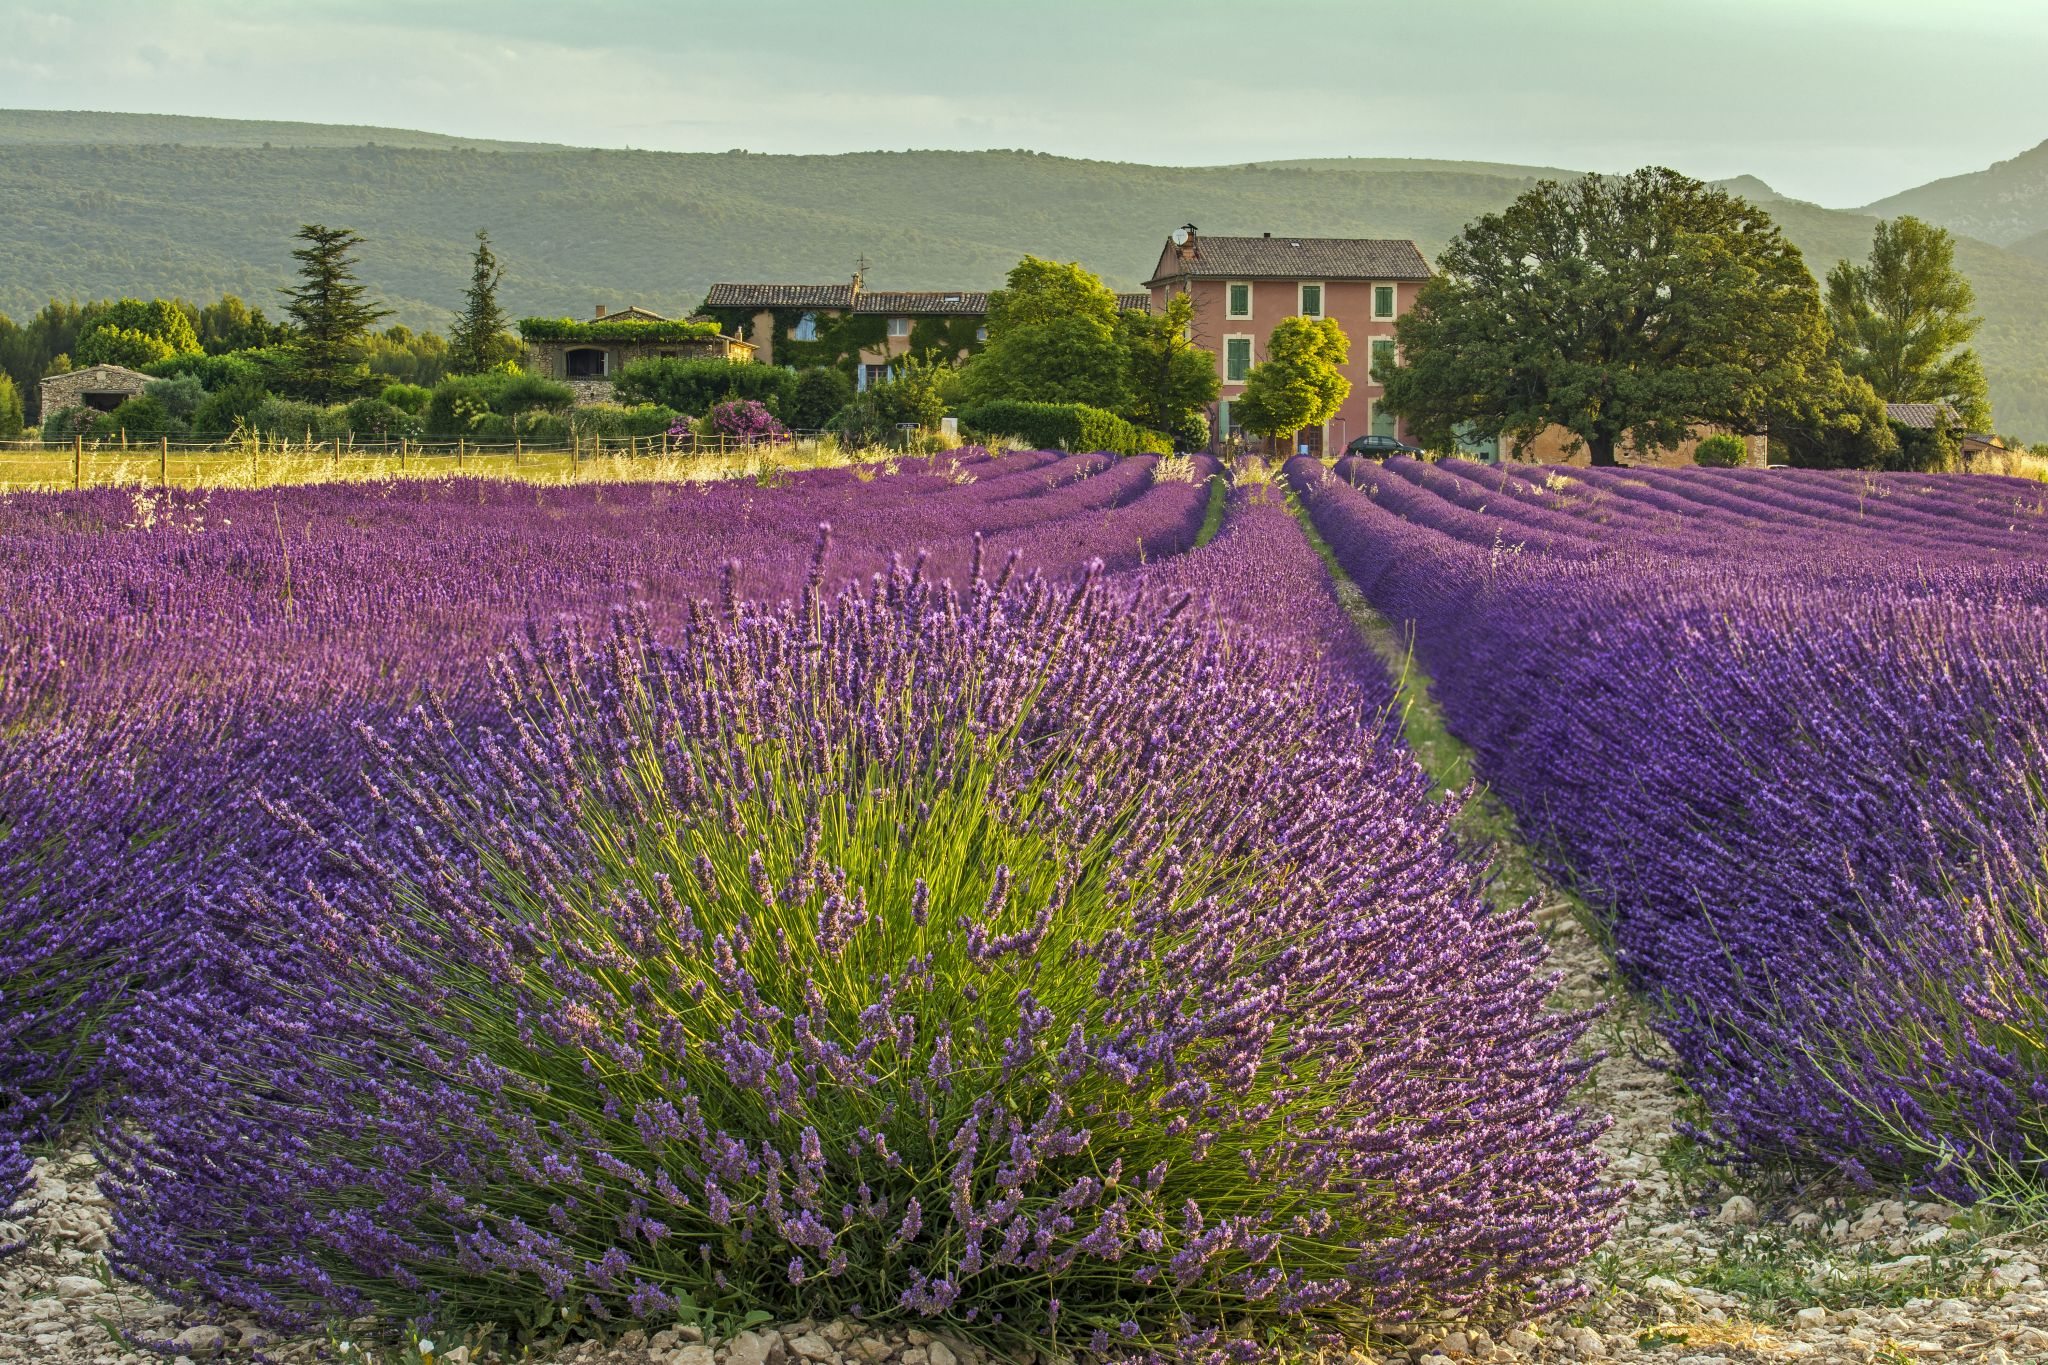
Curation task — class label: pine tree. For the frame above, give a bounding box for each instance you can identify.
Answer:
[280,224,390,402]
[449,229,512,375]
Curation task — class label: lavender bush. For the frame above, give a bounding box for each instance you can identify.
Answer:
[0,1127,31,1258]
[102,556,1615,1358]
[1294,455,2048,1201]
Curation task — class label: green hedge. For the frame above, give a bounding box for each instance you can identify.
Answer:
[516,317,723,343]
[959,399,1170,456]
[612,357,795,416]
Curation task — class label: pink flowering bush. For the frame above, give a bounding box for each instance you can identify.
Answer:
[705,398,790,443]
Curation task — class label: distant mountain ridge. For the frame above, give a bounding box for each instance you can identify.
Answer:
[1,110,2042,438]
[1861,138,2048,246]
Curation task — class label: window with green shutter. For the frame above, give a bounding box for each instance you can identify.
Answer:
[1370,338,1396,382]
[1299,283,1323,317]
[1373,285,1396,319]
[1227,282,1251,318]
[1225,336,1252,382]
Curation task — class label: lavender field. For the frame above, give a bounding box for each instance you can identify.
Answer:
[6,448,2048,1364]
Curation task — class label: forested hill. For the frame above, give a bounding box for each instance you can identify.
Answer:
[4,110,2045,438]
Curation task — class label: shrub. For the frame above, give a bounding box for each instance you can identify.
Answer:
[959,399,1165,456]
[424,374,502,436]
[568,403,681,439]
[143,375,207,420]
[0,373,22,440]
[252,397,331,440]
[786,366,854,431]
[612,358,795,417]
[104,394,184,436]
[39,405,100,444]
[144,351,270,391]
[192,378,271,437]
[493,371,575,415]
[700,398,789,442]
[379,383,433,415]
[104,567,1615,1352]
[341,397,418,440]
[824,391,892,447]
[1693,433,1746,467]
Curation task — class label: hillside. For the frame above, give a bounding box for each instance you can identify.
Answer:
[3,110,2043,438]
[1860,137,2048,246]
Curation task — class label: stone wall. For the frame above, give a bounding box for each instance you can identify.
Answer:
[37,365,151,419]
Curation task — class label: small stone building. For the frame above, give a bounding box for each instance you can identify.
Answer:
[521,305,756,404]
[39,364,152,420]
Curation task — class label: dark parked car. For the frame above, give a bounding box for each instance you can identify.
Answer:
[1343,433,1426,459]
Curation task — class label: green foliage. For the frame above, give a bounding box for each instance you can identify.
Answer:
[823,391,892,446]
[493,371,575,414]
[610,357,794,416]
[341,396,419,439]
[142,374,206,419]
[0,371,21,438]
[193,376,270,436]
[1889,417,1965,473]
[194,295,285,354]
[40,404,99,442]
[1119,292,1218,446]
[379,382,432,415]
[281,223,393,403]
[449,229,516,374]
[516,317,721,343]
[785,365,854,430]
[424,375,501,436]
[567,403,681,438]
[1235,316,1351,444]
[961,257,1129,411]
[144,349,271,391]
[1385,168,1837,466]
[103,393,183,435]
[1694,433,1747,467]
[1765,369,1899,470]
[364,325,452,388]
[959,398,1165,455]
[1827,216,1991,428]
[252,395,334,438]
[905,314,985,364]
[74,297,201,369]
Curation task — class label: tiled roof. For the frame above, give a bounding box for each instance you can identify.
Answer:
[594,305,668,322]
[1116,292,1152,311]
[704,283,857,310]
[852,291,989,316]
[1147,235,1431,284]
[1884,401,1963,430]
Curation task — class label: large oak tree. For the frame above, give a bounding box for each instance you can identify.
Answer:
[1382,168,1839,466]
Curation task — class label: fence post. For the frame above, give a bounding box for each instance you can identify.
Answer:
[160,436,168,488]
[514,436,522,465]
[457,436,465,469]
[399,438,408,472]
[73,434,83,491]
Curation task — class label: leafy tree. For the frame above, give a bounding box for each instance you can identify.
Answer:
[142,374,207,419]
[786,366,855,430]
[193,377,271,436]
[1383,168,1835,466]
[196,295,285,354]
[1762,367,1898,469]
[1826,216,1991,429]
[104,393,183,436]
[960,257,1129,411]
[365,325,452,387]
[1118,292,1218,449]
[449,229,516,374]
[0,372,22,438]
[75,299,201,370]
[280,224,392,403]
[1235,317,1351,452]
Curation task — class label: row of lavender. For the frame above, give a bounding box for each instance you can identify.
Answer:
[1293,454,2048,1201]
[1,454,1618,1362]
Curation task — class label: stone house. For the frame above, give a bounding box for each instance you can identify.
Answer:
[39,364,152,421]
[520,305,756,404]
[1143,228,1432,456]
[703,280,989,389]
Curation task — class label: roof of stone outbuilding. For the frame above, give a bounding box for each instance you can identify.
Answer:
[1147,235,1431,284]
[704,283,858,310]
[39,363,153,387]
[1884,401,1964,430]
[1116,292,1151,311]
[851,291,988,316]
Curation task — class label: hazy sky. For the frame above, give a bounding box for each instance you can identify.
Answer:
[4,0,2044,205]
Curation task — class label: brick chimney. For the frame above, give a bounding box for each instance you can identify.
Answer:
[594,303,607,318]
[1174,224,1199,262]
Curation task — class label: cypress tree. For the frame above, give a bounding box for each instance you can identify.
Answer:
[280,224,390,402]
[449,229,512,375]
